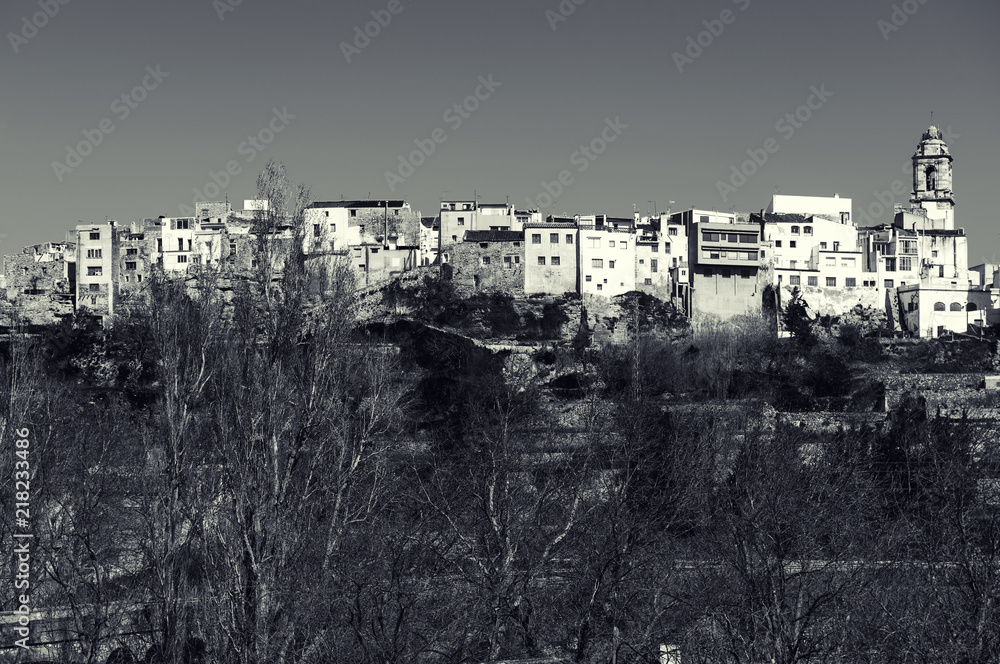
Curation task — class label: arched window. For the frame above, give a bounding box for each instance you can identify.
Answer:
[967,303,978,311]
[949,302,963,311]
[933,302,946,311]
[926,167,937,191]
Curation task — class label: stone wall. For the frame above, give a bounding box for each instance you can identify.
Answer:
[449,239,525,297]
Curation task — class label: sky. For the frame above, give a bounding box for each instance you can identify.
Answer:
[2,0,999,268]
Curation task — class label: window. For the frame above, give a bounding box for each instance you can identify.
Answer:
[588,237,600,248]
[314,224,321,236]
[91,297,97,305]
[668,227,678,236]
[739,235,756,244]
[727,234,738,243]
[532,234,541,244]
[846,278,857,287]
[884,279,894,288]
[702,232,720,242]
[620,242,627,250]
[931,250,938,258]
[649,244,658,253]
[89,283,100,292]
[884,258,896,271]
[89,232,100,240]
[826,257,836,267]
[950,302,963,311]
[808,276,818,286]
[804,226,813,235]
[125,261,137,270]
[478,243,488,250]
[596,284,603,291]
[350,209,358,217]
[791,226,800,234]
[176,219,190,230]
[651,259,658,273]
[968,303,978,311]
[87,267,102,276]
[606,260,614,269]
[820,242,828,250]
[192,255,201,265]
[157,238,163,252]
[482,256,491,265]
[664,243,670,253]
[458,217,465,226]
[789,275,801,286]
[566,234,574,244]
[324,211,329,217]
[538,256,546,265]
[137,274,142,282]
[585,275,592,282]
[514,256,520,264]
[926,167,937,191]
[126,248,138,256]
[934,302,946,311]
[592,259,604,268]
[86,249,102,259]
[760,251,766,258]
[644,278,652,285]
[790,241,797,248]
[790,260,797,269]
[899,257,912,271]
[842,257,856,268]
[609,240,616,248]
[177,255,188,264]
[826,277,837,287]
[775,240,782,247]
[551,256,561,266]
[550,233,559,243]
[709,252,720,260]
[504,255,512,264]
[700,215,709,223]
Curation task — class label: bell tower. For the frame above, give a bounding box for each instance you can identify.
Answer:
[909,125,955,229]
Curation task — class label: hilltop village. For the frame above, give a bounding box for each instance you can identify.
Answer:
[4,130,1000,664]
[1,126,997,339]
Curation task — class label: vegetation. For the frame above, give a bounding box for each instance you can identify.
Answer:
[4,166,1000,664]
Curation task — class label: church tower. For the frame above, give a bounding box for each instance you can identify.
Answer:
[909,125,955,229]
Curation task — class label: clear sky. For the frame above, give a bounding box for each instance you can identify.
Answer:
[3,0,999,267]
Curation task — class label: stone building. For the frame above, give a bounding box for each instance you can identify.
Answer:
[1,242,76,324]
[448,230,525,295]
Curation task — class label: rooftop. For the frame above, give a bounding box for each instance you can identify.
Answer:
[463,230,523,243]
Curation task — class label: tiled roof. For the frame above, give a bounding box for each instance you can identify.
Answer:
[310,200,408,209]
[463,230,523,243]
